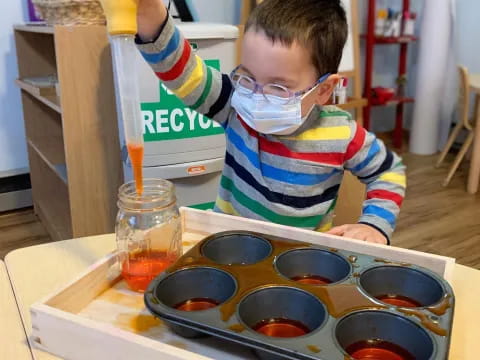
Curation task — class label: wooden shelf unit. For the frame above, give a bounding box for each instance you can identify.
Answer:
[14,24,123,241]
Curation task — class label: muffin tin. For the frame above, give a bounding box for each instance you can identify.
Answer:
[144,231,454,360]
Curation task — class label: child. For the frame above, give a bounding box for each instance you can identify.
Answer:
[103,0,406,245]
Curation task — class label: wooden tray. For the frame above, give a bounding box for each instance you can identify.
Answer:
[31,208,455,360]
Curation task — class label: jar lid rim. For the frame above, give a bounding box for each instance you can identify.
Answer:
[118,178,175,203]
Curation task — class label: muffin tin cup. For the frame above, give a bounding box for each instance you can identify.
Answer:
[148,266,237,337]
[237,286,327,338]
[335,310,436,360]
[144,231,454,360]
[359,265,446,308]
[201,231,272,265]
[275,248,351,285]
[238,286,328,360]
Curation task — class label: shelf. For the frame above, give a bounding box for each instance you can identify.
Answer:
[28,140,68,185]
[54,164,68,184]
[337,97,368,111]
[14,24,54,34]
[15,23,124,240]
[28,144,72,241]
[361,35,418,44]
[21,88,67,185]
[16,79,61,113]
[371,96,414,107]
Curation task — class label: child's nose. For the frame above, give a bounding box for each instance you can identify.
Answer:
[253,84,263,95]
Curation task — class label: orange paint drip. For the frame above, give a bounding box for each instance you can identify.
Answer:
[127,143,144,195]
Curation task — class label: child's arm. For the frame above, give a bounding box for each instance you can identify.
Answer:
[330,123,406,244]
[135,1,234,125]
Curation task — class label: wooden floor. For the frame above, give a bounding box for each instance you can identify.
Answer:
[0,207,51,259]
[1,153,480,268]
[393,152,480,269]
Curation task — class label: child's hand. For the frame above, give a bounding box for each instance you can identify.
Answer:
[137,0,168,41]
[326,224,387,244]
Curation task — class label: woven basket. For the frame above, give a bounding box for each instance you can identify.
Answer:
[32,0,106,26]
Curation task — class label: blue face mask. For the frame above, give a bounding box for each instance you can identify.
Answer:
[231,84,320,135]
[229,72,330,135]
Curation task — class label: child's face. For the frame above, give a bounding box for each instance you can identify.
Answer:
[240,29,339,117]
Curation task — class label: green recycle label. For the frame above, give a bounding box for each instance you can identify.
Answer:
[141,59,225,142]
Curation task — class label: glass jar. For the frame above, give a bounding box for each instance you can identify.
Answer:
[116,178,182,292]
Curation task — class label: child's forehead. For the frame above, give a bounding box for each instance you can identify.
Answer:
[237,64,295,84]
[241,29,317,84]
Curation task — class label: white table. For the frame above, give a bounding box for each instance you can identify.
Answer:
[0,260,33,360]
[5,234,480,359]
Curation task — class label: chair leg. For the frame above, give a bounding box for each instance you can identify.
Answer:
[466,141,474,161]
[436,121,464,168]
[443,132,475,187]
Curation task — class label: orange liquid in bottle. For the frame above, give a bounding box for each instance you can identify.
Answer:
[127,143,144,195]
[121,250,177,292]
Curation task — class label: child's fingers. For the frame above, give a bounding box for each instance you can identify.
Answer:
[326,225,348,235]
[342,229,367,241]
[327,224,388,245]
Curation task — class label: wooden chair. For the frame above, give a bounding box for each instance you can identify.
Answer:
[334,172,365,226]
[436,66,477,187]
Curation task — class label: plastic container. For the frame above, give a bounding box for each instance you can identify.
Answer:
[403,11,417,37]
[116,179,182,292]
[375,8,388,36]
[145,230,454,360]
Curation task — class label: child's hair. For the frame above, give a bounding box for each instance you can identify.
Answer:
[246,0,348,77]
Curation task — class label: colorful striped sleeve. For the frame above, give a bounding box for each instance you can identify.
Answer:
[344,122,406,241]
[136,16,233,125]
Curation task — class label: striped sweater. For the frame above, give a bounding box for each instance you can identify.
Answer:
[137,16,406,240]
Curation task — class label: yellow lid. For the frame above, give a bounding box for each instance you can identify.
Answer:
[377,9,388,19]
[100,0,138,35]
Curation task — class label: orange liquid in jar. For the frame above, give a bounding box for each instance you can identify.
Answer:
[253,318,310,338]
[127,143,144,195]
[346,339,415,360]
[121,250,177,292]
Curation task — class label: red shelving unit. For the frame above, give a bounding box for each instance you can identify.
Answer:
[363,0,415,149]
[361,34,417,44]
[372,96,414,107]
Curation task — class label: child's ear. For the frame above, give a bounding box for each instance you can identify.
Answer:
[314,74,341,105]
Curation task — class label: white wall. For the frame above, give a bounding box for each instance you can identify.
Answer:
[165,0,241,24]
[188,0,241,24]
[455,0,480,74]
[0,1,28,175]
